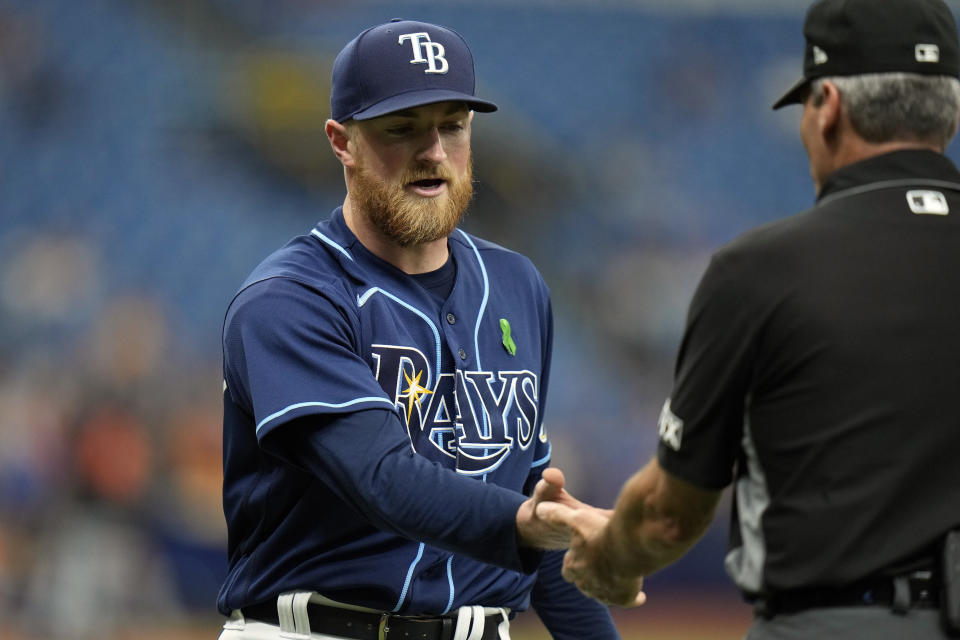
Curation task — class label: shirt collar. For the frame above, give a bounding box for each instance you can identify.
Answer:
[314,206,468,279]
[817,149,960,203]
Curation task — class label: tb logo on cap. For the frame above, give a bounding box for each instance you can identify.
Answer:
[398,32,449,74]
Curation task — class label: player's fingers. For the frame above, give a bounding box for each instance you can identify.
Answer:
[634,591,648,607]
[531,480,555,504]
[541,466,565,489]
[535,501,577,527]
[532,477,565,504]
[533,469,565,501]
[540,468,602,513]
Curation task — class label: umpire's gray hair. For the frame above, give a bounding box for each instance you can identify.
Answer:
[811,73,960,149]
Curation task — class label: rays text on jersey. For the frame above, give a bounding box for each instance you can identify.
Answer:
[372,344,540,475]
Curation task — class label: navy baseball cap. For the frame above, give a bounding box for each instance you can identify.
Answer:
[773,0,960,109]
[330,19,498,122]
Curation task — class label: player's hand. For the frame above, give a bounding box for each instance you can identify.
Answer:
[536,501,647,607]
[516,467,585,549]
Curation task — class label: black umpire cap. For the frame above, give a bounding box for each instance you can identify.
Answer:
[773,0,960,109]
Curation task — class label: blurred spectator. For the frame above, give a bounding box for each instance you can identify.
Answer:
[84,295,170,388]
[0,233,102,352]
[0,8,66,129]
[17,406,181,640]
[0,525,11,624]
[153,399,228,611]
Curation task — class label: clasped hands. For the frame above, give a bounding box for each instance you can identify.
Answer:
[516,468,646,607]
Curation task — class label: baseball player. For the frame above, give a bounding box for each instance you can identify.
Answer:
[537,0,960,638]
[216,19,619,640]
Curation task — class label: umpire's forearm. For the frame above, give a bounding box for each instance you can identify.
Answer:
[602,457,720,576]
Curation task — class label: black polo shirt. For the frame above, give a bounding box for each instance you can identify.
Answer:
[658,149,960,596]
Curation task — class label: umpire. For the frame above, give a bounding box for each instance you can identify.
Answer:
[536,0,960,638]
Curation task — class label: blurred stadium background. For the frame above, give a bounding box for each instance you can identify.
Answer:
[4,1,959,638]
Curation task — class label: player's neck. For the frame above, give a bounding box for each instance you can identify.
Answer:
[342,199,450,274]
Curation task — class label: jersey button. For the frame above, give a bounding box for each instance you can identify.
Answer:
[446,313,456,325]
[458,348,467,360]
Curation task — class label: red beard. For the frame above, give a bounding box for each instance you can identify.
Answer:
[351,157,474,247]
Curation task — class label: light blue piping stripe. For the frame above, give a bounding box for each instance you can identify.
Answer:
[256,397,394,434]
[310,229,354,261]
[442,555,455,614]
[532,442,552,468]
[456,230,490,376]
[358,288,442,376]
[393,542,425,612]
[456,230,494,479]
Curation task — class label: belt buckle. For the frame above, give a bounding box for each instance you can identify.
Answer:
[378,613,390,639]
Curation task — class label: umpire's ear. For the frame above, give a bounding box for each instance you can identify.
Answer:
[325,118,356,168]
[817,80,843,142]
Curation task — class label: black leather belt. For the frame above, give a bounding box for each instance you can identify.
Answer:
[241,600,502,640]
[754,570,940,618]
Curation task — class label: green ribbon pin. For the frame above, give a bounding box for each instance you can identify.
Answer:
[499,318,517,356]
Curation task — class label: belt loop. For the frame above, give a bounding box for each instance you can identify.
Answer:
[277,592,296,634]
[453,605,473,640]
[292,591,313,635]
[892,575,911,614]
[440,617,454,640]
[277,591,312,639]
[378,612,390,639]
[496,607,510,640]
[223,609,246,631]
[912,569,934,602]
[467,606,484,640]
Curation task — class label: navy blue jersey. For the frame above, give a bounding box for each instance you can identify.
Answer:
[218,208,617,636]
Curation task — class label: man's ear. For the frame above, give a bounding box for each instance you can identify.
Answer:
[325,119,355,167]
[817,81,842,140]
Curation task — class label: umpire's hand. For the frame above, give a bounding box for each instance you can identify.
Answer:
[537,498,646,607]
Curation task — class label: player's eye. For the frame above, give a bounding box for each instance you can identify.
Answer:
[384,125,414,136]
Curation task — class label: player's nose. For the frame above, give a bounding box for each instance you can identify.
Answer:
[416,127,447,164]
